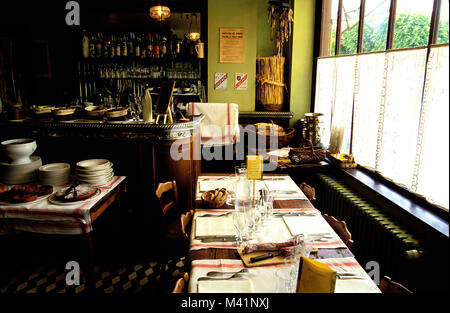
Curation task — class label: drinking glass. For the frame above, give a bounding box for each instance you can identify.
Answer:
[275,269,292,293]
[232,211,248,246]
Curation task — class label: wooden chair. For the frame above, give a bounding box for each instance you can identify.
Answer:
[171,272,189,293]
[322,214,354,249]
[155,180,184,240]
[299,182,316,204]
[180,210,194,241]
[379,276,413,293]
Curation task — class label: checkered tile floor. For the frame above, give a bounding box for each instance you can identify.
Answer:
[0,256,188,294]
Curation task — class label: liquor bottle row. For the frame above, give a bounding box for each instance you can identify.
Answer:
[81,31,199,60]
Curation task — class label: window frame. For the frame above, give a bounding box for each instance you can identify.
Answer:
[312,0,450,217]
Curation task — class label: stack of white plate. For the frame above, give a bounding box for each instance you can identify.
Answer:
[39,163,71,186]
[75,159,114,186]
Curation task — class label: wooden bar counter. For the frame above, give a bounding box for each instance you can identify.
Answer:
[0,117,203,234]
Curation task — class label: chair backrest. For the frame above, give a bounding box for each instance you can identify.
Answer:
[379,276,413,293]
[180,210,194,241]
[322,214,354,249]
[171,272,189,293]
[155,180,178,216]
[299,182,316,204]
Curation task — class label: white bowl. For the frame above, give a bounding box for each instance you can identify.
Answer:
[76,159,112,171]
[1,138,37,165]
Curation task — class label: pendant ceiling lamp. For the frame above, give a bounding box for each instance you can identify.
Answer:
[149,1,171,21]
[188,13,200,42]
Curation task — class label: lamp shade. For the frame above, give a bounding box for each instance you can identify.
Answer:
[149,5,171,21]
[188,32,201,42]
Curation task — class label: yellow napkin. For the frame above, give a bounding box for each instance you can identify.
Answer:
[297,256,337,293]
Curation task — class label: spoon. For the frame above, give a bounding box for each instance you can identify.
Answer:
[206,268,248,277]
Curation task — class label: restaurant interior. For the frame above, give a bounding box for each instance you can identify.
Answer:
[0,0,448,296]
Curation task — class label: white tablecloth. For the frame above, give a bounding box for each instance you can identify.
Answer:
[0,176,126,235]
[188,258,380,293]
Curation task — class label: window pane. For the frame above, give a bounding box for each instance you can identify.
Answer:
[362,0,390,52]
[378,48,427,188]
[329,56,356,154]
[437,0,449,44]
[352,53,386,168]
[322,0,340,56]
[314,58,336,147]
[340,0,361,55]
[393,0,434,49]
[416,46,449,209]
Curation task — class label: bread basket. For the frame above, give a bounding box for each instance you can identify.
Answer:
[201,188,228,209]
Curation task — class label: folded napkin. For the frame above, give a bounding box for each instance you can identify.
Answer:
[282,215,348,249]
[282,215,332,236]
[316,257,380,293]
[195,215,235,238]
[198,279,253,293]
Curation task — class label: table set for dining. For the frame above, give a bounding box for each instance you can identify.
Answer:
[188,173,381,293]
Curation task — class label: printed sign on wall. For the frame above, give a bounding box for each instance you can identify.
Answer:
[214,73,228,90]
[235,73,248,90]
[219,28,245,63]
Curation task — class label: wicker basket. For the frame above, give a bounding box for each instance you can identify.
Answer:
[248,122,295,148]
[201,189,228,209]
[289,144,326,164]
[257,56,286,112]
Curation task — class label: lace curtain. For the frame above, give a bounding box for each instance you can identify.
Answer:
[315,46,449,209]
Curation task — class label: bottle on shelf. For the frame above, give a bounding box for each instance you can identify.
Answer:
[82,30,89,58]
[128,32,134,58]
[115,34,121,58]
[141,34,147,58]
[95,32,102,58]
[122,33,128,57]
[135,34,141,57]
[110,35,116,58]
[89,33,96,58]
[161,34,167,59]
[154,33,160,59]
[103,34,110,58]
[147,33,153,59]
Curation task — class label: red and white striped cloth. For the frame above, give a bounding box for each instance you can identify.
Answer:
[186,102,240,146]
[0,176,125,235]
[188,258,380,293]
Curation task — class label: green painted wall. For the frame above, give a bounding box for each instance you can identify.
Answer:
[257,0,277,57]
[206,0,315,121]
[289,0,316,126]
[207,0,257,111]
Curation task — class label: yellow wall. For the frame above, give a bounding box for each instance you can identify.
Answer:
[289,0,316,126]
[207,0,257,111]
[207,0,316,122]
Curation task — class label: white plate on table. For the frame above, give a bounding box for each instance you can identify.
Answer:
[47,188,101,206]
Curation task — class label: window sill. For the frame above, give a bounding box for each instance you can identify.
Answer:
[334,164,448,238]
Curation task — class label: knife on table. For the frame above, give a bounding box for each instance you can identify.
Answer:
[250,253,280,263]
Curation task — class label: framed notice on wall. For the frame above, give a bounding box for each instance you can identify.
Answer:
[219,28,245,63]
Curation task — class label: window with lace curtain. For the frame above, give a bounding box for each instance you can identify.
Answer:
[315,0,449,210]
